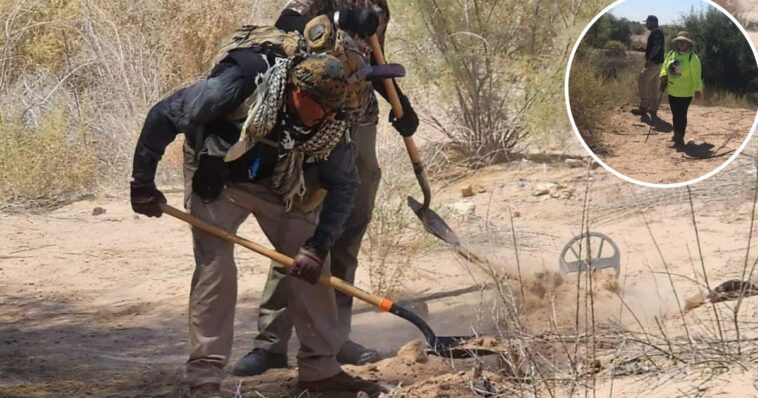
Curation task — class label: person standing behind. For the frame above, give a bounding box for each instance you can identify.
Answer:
[632,15,665,119]
[660,31,703,151]
[232,1,420,376]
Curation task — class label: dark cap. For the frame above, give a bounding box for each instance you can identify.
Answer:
[644,15,658,23]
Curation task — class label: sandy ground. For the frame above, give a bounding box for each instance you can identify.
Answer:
[2,15,758,398]
[596,102,755,185]
[2,145,758,396]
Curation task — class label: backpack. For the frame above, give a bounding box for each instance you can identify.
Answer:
[211,25,306,68]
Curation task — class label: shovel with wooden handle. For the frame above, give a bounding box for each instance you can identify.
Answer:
[159,203,494,359]
[368,35,461,248]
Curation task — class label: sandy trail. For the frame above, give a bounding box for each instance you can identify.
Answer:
[597,102,755,185]
[2,149,758,396]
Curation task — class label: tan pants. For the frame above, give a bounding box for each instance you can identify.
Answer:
[253,124,381,353]
[638,62,663,112]
[184,183,343,386]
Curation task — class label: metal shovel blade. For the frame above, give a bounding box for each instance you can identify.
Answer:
[407,196,461,247]
[390,302,497,359]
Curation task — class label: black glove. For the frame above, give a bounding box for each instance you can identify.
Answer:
[192,155,229,203]
[336,7,379,38]
[130,180,166,217]
[389,94,419,137]
[660,76,668,92]
[290,247,324,285]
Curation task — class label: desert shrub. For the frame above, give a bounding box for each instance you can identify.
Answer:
[397,0,605,168]
[568,48,638,151]
[604,40,627,57]
[584,14,633,49]
[568,57,609,150]
[0,0,285,205]
[0,106,97,204]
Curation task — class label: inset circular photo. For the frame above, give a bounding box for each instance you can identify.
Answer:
[566,0,758,187]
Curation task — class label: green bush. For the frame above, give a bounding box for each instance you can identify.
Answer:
[667,6,758,96]
[584,14,633,48]
[604,40,627,57]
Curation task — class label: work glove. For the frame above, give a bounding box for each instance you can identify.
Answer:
[389,94,419,137]
[659,76,668,92]
[335,7,379,38]
[290,246,324,285]
[192,155,228,203]
[130,179,166,217]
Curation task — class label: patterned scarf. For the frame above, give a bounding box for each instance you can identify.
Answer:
[239,57,347,210]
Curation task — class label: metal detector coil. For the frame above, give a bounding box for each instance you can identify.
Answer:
[559,232,620,278]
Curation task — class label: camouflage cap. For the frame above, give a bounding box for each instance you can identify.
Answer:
[291,53,348,112]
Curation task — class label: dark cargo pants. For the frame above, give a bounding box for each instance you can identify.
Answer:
[253,123,381,353]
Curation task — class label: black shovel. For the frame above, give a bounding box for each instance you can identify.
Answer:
[369,36,461,248]
[159,203,495,358]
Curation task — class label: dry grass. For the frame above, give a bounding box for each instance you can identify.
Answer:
[362,128,434,298]
[568,48,640,152]
[0,105,97,205]
[441,160,758,397]
[0,0,284,206]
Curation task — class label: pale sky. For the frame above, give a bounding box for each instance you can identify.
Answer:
[608,0,711,25]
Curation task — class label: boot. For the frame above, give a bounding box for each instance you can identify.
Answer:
[337,340,382,365]
[231,348,288,377]
[297,371,387,397]
[631,107,648,116]
[189,383,221,398]
[672,134,686,151]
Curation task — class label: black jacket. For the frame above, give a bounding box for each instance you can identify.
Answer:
[132,47,359,252]
[646,27,665,65]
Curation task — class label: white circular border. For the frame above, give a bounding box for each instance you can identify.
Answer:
[564,0,758,189]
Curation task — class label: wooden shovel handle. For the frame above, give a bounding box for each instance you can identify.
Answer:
[159,203,394,312]
[368,35,425,172]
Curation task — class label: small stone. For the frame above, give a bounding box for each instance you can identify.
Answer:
[474,185,487,193]
[533,188,550,197]
[397,340,428,364]
[512,211,521,218]
[449,200,476,216]
[565,158,585,168]
[92,207,107,216]
[461,185,475,198]
[357,392,371,398]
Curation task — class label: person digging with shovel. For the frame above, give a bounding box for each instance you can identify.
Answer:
[130,36,387,397]
[659,31,703,151]
[232,1,420,377]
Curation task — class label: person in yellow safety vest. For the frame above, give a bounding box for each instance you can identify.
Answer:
[659,31,704,151]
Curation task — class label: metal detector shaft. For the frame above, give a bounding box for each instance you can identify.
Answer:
[159,203,491,358]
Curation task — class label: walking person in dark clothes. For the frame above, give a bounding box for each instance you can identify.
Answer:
[660,31,703,151]
[632,15,665,119]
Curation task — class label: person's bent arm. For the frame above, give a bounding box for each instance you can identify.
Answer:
[308,141,360,256]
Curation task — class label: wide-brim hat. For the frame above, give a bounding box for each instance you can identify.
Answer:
[672,31,694,45]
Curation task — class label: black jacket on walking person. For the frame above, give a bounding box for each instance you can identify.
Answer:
[131,47,359,255]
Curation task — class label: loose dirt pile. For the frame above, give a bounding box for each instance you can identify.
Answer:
[597,103,755,184]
